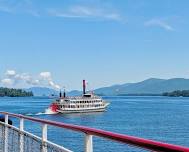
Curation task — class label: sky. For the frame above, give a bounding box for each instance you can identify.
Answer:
[0,0,189,90]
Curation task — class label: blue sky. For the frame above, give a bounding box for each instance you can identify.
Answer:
[0,0,189,90]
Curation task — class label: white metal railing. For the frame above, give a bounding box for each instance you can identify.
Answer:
[0,114,72,152]
[1,111,189,152]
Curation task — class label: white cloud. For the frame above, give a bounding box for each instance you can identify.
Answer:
[40,72,52,80]
[6,70,16,77]
[144,19,174,31]
[1,70,61,90]
[1,78,13,86]
[40,72,60,89]
[48,81,60,90]
[48,5,123,22]
[0,1,123,22]
[48,81,55,86]
[31,79,40,85]
[15,73,40,85]
[15,73,30,81]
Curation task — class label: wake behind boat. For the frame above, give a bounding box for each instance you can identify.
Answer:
[49,80,110,113]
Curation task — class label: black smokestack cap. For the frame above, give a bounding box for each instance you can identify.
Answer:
[83,80,86,95]
[59,90,62,98]
[63,89,66,98]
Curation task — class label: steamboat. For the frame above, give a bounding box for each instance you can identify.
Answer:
[50,80,109,113]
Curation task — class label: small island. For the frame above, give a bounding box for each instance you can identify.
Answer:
[0,87,33,97]
[163,90,189,97]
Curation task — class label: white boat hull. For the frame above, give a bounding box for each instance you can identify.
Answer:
[57,103,109,114]
[57,108,106,114]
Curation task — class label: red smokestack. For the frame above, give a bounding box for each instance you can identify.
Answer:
[83,80,86,95]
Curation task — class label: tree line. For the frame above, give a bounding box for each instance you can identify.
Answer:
[0,87,33,97]
[163,90,189,97]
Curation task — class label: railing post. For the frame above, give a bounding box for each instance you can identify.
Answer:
[4,114,8,152]
[41,124,47,152]
[84,134,93,152]
[20,118,24,152]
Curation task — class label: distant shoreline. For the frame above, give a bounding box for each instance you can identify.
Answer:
[1,88,189,97]
[1,95,189,98]
[0,87,33,97]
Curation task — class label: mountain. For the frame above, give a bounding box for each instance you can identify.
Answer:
[25,87,58,96]
[26,78,189,96]
[95,84,131,95]
[94,78,189,95]
[67,90,82,96]
[26,87,82,97]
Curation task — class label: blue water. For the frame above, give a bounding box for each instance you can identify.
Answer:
[0,96,189,152]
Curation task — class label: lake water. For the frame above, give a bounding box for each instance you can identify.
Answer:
[0,96,189,152]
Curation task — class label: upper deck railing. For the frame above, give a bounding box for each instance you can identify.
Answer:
[59,96,102,101]
[0,111,189,152]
